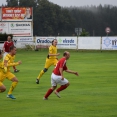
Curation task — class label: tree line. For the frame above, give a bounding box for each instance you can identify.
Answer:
[1,0,117,36]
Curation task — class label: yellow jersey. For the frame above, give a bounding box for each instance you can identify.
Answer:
[4,54,17,71]
[0,54,18,73]
[48,45,57,59]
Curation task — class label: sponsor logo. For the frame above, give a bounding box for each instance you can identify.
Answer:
[58,38,62,43]
[112,39,117,47]
[20,38,32,41]
[58,38,74,43]
[104,37,111,47]
[11,23,15,27]
[37,39,52,43]
[16,24,30,27]
[10,23,30,27]
[63,39,74,43]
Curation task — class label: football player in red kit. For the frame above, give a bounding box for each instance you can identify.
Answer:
[3,35,19,73]
[43,51,78,100]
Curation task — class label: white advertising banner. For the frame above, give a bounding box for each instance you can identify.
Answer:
[56,37,77,49]
[78,37,101,50]
[9,22,32,36]
[0,22,9,33]
[36,37,77,49]
[0,22,32,36]
[102,37,117,50]
[36,37,55,48]
[13,37,34,48]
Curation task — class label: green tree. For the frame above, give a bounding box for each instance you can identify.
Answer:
[80,29,90,36]
[5,0,76,36]
[33,0,75,36]
[6,0,117,36]
[6,0,18,7]
[68,5,117,36]
[19,0,37,7]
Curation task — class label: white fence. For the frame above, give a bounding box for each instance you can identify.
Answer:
[0,36,117,50]
[78,37,101,50]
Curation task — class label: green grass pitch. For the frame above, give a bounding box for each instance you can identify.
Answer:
[0,49,117,117]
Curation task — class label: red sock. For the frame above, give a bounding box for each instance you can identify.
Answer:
[56,85,68,92]
[44,88,53,98]
[13,66,16,70]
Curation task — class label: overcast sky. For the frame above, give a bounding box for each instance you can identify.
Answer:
[0,0,117,7]
[48,0,117,7]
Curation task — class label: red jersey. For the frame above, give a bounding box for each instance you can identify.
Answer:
[53,57,68,75]
[3,41,14,52]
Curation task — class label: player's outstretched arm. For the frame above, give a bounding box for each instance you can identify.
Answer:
[7,61,22,67]
[65,69,79,76]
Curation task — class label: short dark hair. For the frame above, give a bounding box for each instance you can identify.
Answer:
[52,39,57,45]
[9,45,16,51]
[7,35,12,39]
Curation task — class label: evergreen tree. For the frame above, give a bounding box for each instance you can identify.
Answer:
[6,0,18,7]
[4,0,117,36]
[80,29,90,36]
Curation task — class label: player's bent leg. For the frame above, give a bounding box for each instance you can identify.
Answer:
[36,68,48,84]
[57,82,70,92]
[43,86,57,100]
[36,59,52,84]
[39,68,48,78]
[7,77,18,99]
[55,82,70,98]
[0,84,6,93]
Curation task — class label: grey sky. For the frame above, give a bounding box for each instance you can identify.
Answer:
[48,0,117,7]
[0,0,117,7]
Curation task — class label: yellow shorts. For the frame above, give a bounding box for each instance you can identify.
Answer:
[0,71,15,82]
[44,58,58,69]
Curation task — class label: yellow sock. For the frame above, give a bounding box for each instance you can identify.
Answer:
[37,70,44,79]
[8,82,18,95]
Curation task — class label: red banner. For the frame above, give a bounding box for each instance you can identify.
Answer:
[2,7,33,21]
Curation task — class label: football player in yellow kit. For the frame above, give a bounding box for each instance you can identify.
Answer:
[36,39,60,84]
[0,46,22,99]
[0,50,6,93]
